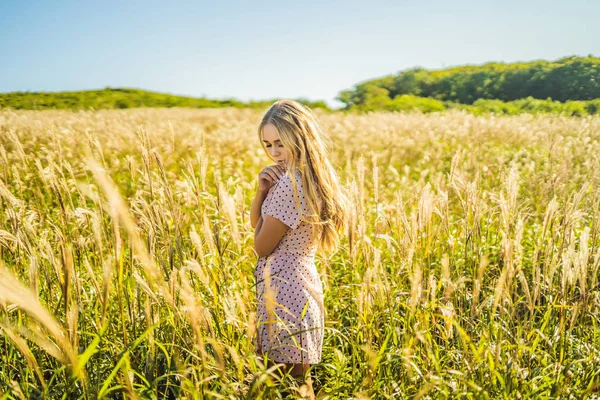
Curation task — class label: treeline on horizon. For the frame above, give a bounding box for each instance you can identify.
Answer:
[337,55,600,116]
[0,88,331,112]
[1,55,600,116]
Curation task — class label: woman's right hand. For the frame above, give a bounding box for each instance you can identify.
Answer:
[258,164,286,193]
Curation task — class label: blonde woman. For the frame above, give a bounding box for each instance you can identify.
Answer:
[250,100,349,397]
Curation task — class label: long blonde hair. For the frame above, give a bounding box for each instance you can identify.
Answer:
[258,100,349,253]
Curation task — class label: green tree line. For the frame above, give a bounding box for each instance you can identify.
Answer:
[337,93,600,116]
[0,88,331,111]
[2,55,600,116]
[337,55,600,110]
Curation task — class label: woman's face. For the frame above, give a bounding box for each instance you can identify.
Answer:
[262,123,290,168]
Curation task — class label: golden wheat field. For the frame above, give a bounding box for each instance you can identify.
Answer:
[0,107,599,399]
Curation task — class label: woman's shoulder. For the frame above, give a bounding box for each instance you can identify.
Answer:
[271,170,307,208]
[278,170,303,190]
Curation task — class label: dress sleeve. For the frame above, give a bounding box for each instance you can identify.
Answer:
[263,174,304,230]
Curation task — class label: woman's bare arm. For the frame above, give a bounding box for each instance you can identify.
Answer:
[254,215,288,257]
[252,164,285,228]
[250,189,268,229]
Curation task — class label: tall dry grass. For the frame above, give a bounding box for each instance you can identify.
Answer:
[0,107,599,398]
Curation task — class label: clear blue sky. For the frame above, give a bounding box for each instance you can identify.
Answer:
[1,0,598,107]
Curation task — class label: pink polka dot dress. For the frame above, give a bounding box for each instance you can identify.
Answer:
[254,170,325,364]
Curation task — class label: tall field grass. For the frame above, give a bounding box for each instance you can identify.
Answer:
[0,107,599,399]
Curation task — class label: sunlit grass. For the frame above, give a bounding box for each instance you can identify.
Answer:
[0,107,599,398]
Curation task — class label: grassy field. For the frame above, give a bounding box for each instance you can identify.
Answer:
[0,107,599,399]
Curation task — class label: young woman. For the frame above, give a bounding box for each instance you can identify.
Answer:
[250,100,349,397]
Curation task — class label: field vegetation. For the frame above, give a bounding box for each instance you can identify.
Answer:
[0,107,599,398]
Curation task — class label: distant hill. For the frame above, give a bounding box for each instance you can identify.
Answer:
[0,88,331,111]
[337,55,600,110]
[4,55,600,117]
